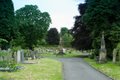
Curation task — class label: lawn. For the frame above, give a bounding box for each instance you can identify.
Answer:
[84,58,120,80]
[40,50,82,58]
[0,58,62,80]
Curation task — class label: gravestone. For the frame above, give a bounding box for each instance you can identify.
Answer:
[17,50,21,63]
[99,32,107,63]
[17,50,24,63]
[112,49,117,63]
[21,50,24,63]
[30,50,35,60]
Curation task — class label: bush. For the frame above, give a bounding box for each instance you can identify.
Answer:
[0,50,18,71]
[0,61,18,72]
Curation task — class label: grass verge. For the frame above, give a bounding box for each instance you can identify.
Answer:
[84,58,120,80]
[0,58,62,80]
[40,51,82,58]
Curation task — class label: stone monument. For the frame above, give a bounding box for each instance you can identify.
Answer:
[99,32,107,63]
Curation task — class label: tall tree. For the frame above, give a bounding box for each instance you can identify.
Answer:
[0,0,15,49]
[60,27,69,36]
[61,33,73,47]
[46,28,60,45]
[82,0,120,57]
[15,5,51,49]
[71,3,92,50]
[60,27,73,47]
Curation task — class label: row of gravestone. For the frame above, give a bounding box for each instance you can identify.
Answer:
[16,50,40,63]
[0,50,24,63]
[0,49,39,63]
[0,47,69,63]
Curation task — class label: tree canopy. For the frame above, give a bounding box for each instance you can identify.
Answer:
[60,27,69,36]
[15,5,51,49]
[82,0,120,55]
[46,28,60,45]
[71,3,92,50]
[60,27,73,47]
[72,0,120,57]
[0,0,15,49]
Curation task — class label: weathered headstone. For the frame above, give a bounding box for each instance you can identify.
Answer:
[17,50,21,63]
[99,32,107,63]
[112,49,117,63]
[21,50,24,63]
[30,50,35,60]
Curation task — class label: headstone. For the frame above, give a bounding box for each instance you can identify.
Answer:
[17,50,21,63]
[99,32,107,63]
[112,49,117,63]
[62,48,66,53]
[21,50,24,63]
[30,50,35,60]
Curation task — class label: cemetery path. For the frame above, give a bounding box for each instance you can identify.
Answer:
[58,58,112,80]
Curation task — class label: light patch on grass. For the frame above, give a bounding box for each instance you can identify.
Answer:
[40,51,82,58]
[84,58,120,80]
[0,58,62,80]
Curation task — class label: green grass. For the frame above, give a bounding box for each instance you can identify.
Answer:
[40,50,82,58]
[0,58,62,80]
[84,58,120,80]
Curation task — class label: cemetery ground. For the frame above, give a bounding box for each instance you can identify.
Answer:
[0,47,81,80]
[0,46,120,80]
[0,58,62,80]
[84,58,120,80]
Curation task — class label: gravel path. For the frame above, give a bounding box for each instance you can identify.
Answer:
[58,58,112,80]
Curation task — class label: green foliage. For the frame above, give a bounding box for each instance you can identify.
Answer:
[0,51,17,71]
[0,38,8,43]
[0,38,8,49]
[0,51,9,57]
[11,46,21,52]
[0,0,15,49]
[37,39,47,45]
[60,27,73,47]
[71,3,92,50]
[61,33,73,47]
[46,28,60,45]
[0,61,17,72]
[60,27,69,36]
[117,43,120,49]
[81,0,120,56]
[10,34,25,48]
[15,5,51,49]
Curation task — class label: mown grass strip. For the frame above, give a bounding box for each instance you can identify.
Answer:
[0,58,62,80]
[84,58,120,80]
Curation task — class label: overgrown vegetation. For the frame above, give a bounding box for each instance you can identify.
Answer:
[72,0,120,59]
[0,51,18,72]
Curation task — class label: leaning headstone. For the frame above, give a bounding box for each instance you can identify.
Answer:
[99,32,107,63]
[17,50,21,63]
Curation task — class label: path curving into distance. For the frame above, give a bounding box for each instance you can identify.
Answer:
[58,58,113,80]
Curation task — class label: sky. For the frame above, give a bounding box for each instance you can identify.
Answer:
[12,0,85,31]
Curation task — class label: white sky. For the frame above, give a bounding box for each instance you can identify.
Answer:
[12,0,85,31]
